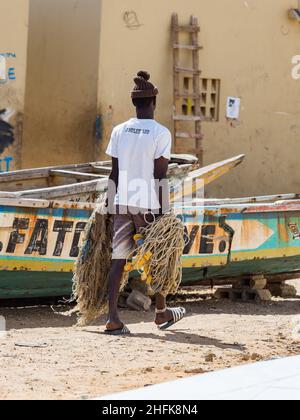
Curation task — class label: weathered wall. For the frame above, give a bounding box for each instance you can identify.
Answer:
[0,0,29,172]
[22,0,101,169]
[97,0,300,197]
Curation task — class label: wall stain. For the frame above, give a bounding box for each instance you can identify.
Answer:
[0,109,15,154]
[123,11,143,30]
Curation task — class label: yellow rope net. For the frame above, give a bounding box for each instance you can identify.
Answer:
[70,204,185,326]
[70,201,128,326]
[125,211,186,297]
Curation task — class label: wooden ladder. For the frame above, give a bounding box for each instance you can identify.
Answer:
[171,13,203,166]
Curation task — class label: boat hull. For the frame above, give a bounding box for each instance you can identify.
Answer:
[1,256,300,299]
[1,199,300,299]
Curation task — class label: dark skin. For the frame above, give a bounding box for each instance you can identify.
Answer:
[106,98,175,331]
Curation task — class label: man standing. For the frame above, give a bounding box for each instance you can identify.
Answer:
[105,71,186,335]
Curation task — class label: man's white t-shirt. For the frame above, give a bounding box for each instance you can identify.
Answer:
[106,118,172,210]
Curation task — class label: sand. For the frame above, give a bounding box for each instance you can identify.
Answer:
[0,282,300,400]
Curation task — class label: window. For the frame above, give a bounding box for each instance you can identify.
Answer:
[180,77,221,122]
[200,78,221,122]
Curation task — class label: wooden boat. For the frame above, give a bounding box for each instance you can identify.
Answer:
[1,154,300,299]
[178,197,300,284]
[0,155,199,202]
[0,154,244,203]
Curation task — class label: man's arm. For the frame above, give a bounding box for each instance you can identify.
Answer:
[107,157,119,210]
[154,157,169,215]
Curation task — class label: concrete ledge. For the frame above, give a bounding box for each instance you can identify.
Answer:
[97,356,300,401]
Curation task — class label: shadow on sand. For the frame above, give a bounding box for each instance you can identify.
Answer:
[83,328,247,351]
[1,297,300,331]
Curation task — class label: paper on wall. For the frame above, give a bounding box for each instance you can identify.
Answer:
[226,97,241,119]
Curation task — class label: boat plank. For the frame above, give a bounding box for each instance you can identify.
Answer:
[0,198,50,207]
[50,170,106,180]
[0,161,111,182]
[14,179,108,199]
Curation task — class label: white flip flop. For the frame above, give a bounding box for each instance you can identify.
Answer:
[156,307,186,330]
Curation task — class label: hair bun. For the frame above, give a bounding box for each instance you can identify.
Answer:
[131,70,159,98]
[137,71,150,81]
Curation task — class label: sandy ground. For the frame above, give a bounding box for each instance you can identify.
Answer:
[0,282,300,400]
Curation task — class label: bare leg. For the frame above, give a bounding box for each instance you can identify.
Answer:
[106,259,126,331]
[154,293,174,326]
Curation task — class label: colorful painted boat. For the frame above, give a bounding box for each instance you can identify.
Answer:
[178,198,300,284]
[1,155,299,299]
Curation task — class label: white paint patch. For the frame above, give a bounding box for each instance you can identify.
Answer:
[275,112,291,116]
[230,220,274,251]
[0,316,6,340]
[243,0,256,10]
[0,56,7,84]
[292,316,300,341]
[1,108,15,122]
[292,55,300,80]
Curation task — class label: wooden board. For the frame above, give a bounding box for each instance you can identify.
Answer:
[171,154,245,202]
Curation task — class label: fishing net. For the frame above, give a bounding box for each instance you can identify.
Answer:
[70,202,186,326]
[126,211,186,297]
[71,200,128,326]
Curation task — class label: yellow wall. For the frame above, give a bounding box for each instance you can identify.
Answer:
[22,0,101,168]
[0,0,29,172]
[98,0,300,197]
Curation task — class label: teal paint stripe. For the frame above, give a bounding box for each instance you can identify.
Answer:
[0,255,74,263]
[254,215,298,250]
[2,245,298,264]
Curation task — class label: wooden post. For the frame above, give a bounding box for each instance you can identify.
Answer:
[191,15,203,165]
[171,13,180,154]
[171,14,203,165]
